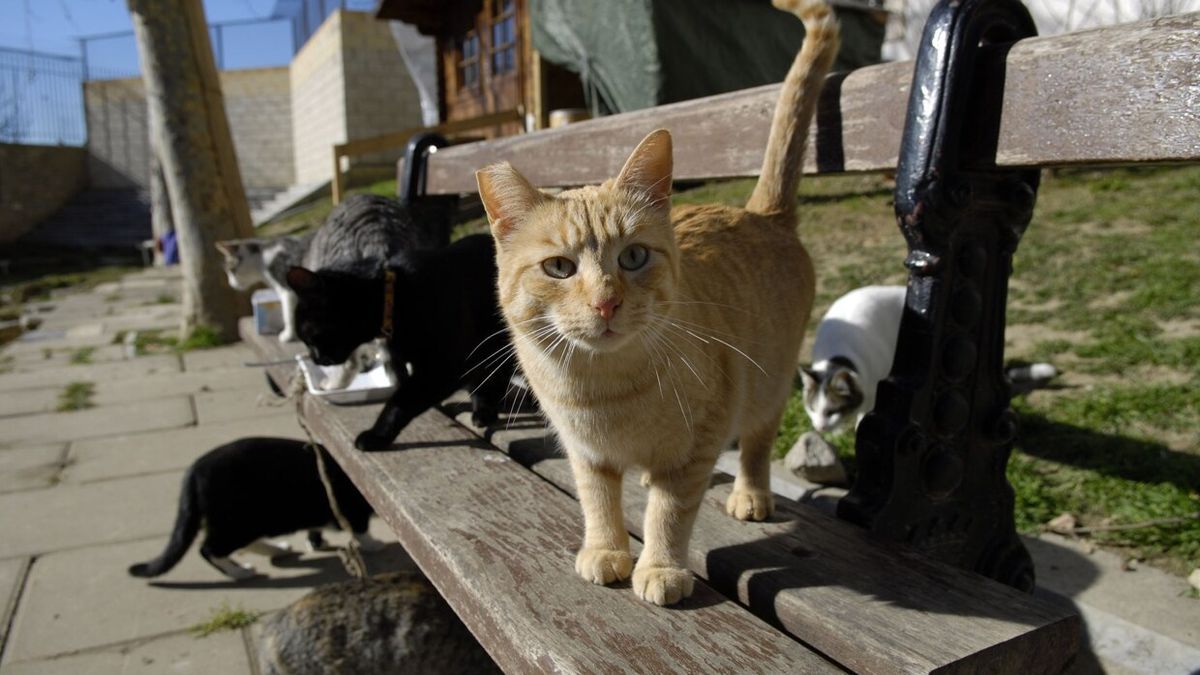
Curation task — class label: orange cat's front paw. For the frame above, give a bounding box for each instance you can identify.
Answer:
[575,548,633,585]
[633,566,694,606]
[726,488,775,521]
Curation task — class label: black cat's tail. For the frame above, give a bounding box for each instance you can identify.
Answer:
[128,470,201,578]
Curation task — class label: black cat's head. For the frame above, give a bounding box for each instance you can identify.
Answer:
[286,266,382,366]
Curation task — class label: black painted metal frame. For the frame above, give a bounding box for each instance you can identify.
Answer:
[839,0,1042,591]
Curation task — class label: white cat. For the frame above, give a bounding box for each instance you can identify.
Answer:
[800,285,1056,434]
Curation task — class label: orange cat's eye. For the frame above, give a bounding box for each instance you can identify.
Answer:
[618,244,649,271]
[541,256,576,279]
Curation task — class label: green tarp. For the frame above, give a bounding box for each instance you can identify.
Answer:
[532,0,884,115]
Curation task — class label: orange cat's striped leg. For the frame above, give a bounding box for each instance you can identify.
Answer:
[570,453,633,585]
[727,418,779,521]
[634,457,713,605]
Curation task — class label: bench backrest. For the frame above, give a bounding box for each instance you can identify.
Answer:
[413,13,1198,194]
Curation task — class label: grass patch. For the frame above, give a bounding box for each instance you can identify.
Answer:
[154,293,175,304]
[190,602,261,637]
[69,347,96,364]
[57,382,95,411]
[257,178,399,238]
[134,325,224,355]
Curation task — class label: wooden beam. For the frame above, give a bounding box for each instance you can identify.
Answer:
[240,319,840,674]
[445,396,1082,675]
[421,13,1200,194]
[330,108,525,205]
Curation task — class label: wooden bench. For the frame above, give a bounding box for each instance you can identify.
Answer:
[243,320,1077,673]
[243,9,1197,673]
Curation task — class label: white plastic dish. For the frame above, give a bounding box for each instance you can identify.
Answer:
[295,354,398,405]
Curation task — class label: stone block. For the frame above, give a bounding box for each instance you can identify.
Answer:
[0,389,59,418]
[0,444,67,493]
[1,613,252,674]
[0,471,184,558]
[0,557,29,648]
[783,431,848,485]
[0,355,181,393]
[180,344,259,372]
[0,396,194,448]
[3,527,400,662]
[63,414,304,485]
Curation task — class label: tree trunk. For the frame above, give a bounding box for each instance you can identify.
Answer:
[128,0,254,340]
[147,146,172,267]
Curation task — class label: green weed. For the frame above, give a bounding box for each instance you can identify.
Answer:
[57,382,95,412]
[190,602,261,637]
[69,347,95,364]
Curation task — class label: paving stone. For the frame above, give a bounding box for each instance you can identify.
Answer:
[180,343,261,373]
[0,356,181,393]
[0,445,67,493]
[1,345,131,372]
[92,368,267,407]
[0,557,30,649]
[0,622,252,674]
[0,471,184,558]
[0,397,194,448]
[0,389,60,418]
[1026,534,1200,648]
[2,533,396,662]
[63,415,305,485]
[194,388,300,426]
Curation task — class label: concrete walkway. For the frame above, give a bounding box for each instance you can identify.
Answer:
[0,268,407,675]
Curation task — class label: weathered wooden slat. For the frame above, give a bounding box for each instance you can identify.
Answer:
[420,13,1199,194]
[446,396,1081,675]
[240,319,839,675]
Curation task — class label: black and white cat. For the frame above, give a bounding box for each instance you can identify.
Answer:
[800,285,1057,433]
[286,234,513,451]
[217,233,311,343]
[128,437,384,581]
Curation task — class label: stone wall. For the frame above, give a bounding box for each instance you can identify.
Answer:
[289,10,424,185]
[84,67,294,190]
[340,11,423,169]
[289,11,347,185]
[0,143,87,243]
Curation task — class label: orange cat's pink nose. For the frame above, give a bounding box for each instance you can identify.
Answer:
[593,297,622,321]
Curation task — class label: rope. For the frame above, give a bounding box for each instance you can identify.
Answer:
[284,371,368,580]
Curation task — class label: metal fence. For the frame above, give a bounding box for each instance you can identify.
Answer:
[3,3,382,149]
[0,47,86,146]
[80,17,301,82]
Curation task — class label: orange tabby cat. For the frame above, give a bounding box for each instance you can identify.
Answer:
[475,0,839,606]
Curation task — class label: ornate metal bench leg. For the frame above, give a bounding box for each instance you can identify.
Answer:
[838,0,1041,592]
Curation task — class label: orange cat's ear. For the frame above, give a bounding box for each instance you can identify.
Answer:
[476,162,545,244]
[616,128,673,209]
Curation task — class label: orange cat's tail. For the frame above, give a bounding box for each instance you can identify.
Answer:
[744,0,840,217]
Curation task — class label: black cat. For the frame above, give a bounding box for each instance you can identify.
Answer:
[128,437,380,581]
[286,233,513,451]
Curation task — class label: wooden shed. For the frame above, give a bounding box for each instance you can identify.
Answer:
[375,0,586,134]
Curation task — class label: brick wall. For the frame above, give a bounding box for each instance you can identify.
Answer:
[85,67,294,190]
[0,143,87,243]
